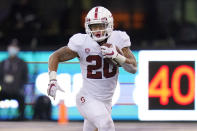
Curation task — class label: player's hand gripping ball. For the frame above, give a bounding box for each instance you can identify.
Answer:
[101,43,123,66]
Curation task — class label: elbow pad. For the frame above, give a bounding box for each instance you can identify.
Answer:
[120,63,137,74]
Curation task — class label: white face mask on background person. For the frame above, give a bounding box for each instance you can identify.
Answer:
[8,46,19,57]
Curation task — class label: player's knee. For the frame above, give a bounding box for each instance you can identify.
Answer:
[96,116,115,131]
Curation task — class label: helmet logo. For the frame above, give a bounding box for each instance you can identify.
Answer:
[85,48,90,54]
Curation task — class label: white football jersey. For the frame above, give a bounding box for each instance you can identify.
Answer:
[68,30,131,101]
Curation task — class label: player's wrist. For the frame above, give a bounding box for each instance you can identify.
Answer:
[49,71,57,81]
[114,53,126,64]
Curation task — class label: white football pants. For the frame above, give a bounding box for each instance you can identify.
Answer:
[76,91,115,131]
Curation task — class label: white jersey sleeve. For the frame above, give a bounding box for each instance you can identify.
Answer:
[119,31,131,49]
[67,33,85,52]
[107,30,131,50]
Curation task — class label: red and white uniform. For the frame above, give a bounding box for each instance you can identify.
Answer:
[68,30,131,102]
[68,30,131,131]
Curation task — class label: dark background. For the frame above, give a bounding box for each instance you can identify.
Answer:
[0,0,197,51]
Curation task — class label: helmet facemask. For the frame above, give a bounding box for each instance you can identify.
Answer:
[88,23,110,42]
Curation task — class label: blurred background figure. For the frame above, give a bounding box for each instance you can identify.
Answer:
[0,0,42,50]
[33,95,52,121]
[0,39,28,120]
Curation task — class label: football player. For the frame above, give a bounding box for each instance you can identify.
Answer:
[47,6,137,131]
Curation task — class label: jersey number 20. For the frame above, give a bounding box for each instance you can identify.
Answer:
[86,55,117,79]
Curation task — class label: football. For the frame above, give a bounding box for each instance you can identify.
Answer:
[101,43,122,54]
[101,43,123,66]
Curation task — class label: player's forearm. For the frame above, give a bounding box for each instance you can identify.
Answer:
[118,55,137,74]
[119,47,137,73]
[118,47,137,73]
[48,46,78,81]
[48,52,60,81]
[125,57,137,66]
[120,62,137,74]
[117,47,136,65]
[48,52,60,72]
[114,54,137,74]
